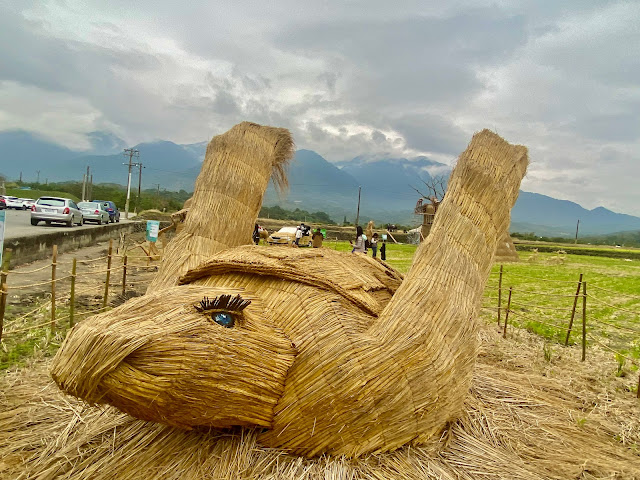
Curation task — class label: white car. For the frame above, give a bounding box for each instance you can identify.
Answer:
[2,196,23,209]
[19,198,36,210]
[267,226,312,246]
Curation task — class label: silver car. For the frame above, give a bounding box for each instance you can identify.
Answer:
[31,197,83,227]
[78,201,110,225]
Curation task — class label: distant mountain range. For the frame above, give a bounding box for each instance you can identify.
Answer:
[2,129,640,237]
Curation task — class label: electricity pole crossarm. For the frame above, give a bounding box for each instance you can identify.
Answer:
[123,148,140,220]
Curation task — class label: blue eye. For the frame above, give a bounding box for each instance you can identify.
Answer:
[213,312,234,328]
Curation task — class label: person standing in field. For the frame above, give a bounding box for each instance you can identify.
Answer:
[370,232,379,258]
[312,228,324,248]
[380,238,386,261]
[350,225,366,253]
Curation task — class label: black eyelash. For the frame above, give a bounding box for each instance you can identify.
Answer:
[195,294,251,313]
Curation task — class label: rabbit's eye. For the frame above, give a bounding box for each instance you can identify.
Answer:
[213,312,234,328]
[194,294,251,313]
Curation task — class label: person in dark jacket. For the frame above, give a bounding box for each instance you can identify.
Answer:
[252,224,260,245]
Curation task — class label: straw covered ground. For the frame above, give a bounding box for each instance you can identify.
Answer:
[1,322,639,480]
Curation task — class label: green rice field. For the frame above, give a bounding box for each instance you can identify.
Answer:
[330,240,640,364]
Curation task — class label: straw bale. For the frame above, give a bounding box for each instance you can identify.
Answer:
[147,122,294,291]
[494,232,520,262]
[50,129,531,457]
[4,336,640,479]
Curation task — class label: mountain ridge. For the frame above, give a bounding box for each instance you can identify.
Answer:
[1,129,638,236]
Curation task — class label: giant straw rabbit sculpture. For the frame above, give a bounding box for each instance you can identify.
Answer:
[51,122,528,457]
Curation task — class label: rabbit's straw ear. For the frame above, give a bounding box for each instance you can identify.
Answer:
[148,122,295,292]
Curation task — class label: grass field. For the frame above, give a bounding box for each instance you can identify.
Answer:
[482,250,640,364]
[325,239,417,272]
[329,240,639,366]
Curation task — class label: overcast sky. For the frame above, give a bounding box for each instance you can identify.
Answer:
[1,1,639,214]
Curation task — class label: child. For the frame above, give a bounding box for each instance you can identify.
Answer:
[380,237,386,261]
[371,233,379,258]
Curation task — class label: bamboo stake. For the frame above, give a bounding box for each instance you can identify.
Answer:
[122,255,128,296]
[0,283,7,344]
[102,239,113,308]
[50,245,57,333]
[0,248,9,288]
[503,286,512,339]
[565,273,583,346]
[581,281,587,362]
[497,265,503,326]
[69,258,76,328]
[0,250,9,343]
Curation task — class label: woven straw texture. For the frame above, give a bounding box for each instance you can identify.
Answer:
[147,121,294,291]
[51,128,528,457]
[7,348,640,479]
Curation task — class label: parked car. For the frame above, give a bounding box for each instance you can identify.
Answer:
[0,197,5,210]
[2,196,23,209]
[19,198,36,210]
[267,226,312,246]
[78,201,110,225]
[92,200,120,222]
[31,197,83,227]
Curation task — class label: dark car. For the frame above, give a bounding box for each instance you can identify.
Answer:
[92,200,120,223]
[0,197,5,210]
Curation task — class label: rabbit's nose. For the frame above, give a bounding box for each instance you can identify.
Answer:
[50,319,151,404]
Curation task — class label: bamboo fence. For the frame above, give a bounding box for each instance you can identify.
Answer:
[485,264,640,398]
[0,240,162,344]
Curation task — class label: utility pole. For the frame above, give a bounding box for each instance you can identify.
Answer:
[154,183,161,206]
[122,148,139,219]
[355,186,362,227]
[575,219,580,244]
[36,170,40,184]
[89,173,93,201]
[82,166,89,201]
[19,171,22,183]
[134,162,144,214]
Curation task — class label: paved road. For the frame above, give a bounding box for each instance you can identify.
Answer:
[2,209,134,240]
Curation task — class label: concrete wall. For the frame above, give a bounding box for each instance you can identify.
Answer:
[4,223,139,268]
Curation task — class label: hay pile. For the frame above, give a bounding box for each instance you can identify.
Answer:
[136,209,173,222]
[494,232,520,262]
[2,326,639,479]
